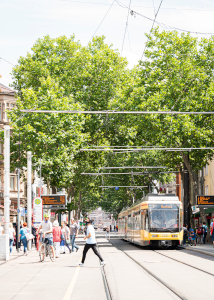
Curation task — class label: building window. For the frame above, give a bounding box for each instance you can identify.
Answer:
[205,185,209,195]
[10,177,15,190]
[0,144,3,154]
[0,103,1,121]
[205,164,208,176]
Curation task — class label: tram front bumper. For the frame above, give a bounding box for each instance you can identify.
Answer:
[158,240,172,248]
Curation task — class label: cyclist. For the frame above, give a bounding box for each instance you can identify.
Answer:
[37,214,55,261]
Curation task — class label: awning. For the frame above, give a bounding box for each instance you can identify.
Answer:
[192,208,214,216]
[0,205,17,214]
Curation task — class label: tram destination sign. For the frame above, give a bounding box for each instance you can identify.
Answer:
[197,195,214,206]
[41,194,67,206]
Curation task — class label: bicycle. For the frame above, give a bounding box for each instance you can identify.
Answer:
[39,239,55,262]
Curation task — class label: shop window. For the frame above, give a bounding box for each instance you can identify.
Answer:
[10,177,15,190]
[205,164,208,176]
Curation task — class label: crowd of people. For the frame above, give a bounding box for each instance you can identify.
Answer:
[183,219,214,246]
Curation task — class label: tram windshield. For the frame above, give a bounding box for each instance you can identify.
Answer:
[149,204,179,232]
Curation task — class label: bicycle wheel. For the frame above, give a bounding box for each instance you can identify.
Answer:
[39,244,46,262]
[48,245,54,262]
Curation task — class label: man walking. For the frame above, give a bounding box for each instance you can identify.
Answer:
[77,219,106,267]
[70,219,79,252]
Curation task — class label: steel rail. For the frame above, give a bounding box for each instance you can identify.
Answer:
[154,250,214,277]
[109,239,189,300]
[96,242,114,300]
[20,109,214,114]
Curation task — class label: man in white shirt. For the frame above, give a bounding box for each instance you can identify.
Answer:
[77,219,106,267]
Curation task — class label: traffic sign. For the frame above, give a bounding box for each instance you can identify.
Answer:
[17,208,20,213]
[115,187,119,191]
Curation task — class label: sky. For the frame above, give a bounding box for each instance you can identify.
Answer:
[0,0,214,88]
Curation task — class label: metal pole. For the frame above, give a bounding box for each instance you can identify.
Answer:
[4,125,10,260]
[17,132,21,253]
[27,151,32,250]
[183,163,190,226]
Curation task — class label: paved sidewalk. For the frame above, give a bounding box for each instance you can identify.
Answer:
[184,243,214,256]
[0,238,106,300]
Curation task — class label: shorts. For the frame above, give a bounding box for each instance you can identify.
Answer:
[44,237,53,246]
[190,237,196,241]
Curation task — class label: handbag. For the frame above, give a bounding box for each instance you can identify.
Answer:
[66,239,70,244]
[211,224,214,236]
[25,233,35,241]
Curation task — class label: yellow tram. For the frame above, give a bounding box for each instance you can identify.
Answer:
[118,194,183,248]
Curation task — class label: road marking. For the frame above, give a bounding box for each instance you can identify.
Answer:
[63,258,81,300]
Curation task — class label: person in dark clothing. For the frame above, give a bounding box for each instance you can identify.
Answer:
[32,221,37,249]
[202,222,208,244]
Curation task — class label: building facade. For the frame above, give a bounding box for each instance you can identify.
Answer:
[0,83,27,222]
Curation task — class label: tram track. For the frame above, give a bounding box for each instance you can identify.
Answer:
[97,241,114,300]
[109,239,188,300]
[154,250,214,277]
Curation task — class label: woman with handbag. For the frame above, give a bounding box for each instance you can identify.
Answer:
[210,216,214,247]
[19,222,29,255]
[60,222,71,254]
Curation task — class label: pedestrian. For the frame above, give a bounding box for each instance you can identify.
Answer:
[210,216,214,248]
[64,221,71,253]
[106,226,110,239]
[61,222,71,253]
[70,218,79,252]
[183,224,188,246]
[77,218,106,267]
[37,214,55,261]
[19,222,29,255]
[9,223,15,254]
[31,221,37,249]
[110,225,112,232]
[202,222,208,244]
[0,222,4,235]
[52,220,62,258]
[196,223,203,245]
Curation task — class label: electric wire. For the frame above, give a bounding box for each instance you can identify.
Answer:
[115,0,214,35]
[90,0,115,41]
[121,0,131,55]
[60,0,214,11]
[140,0,163,61]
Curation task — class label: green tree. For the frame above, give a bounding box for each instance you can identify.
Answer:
[113,28,214,222]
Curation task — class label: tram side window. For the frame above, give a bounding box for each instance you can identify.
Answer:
[128,214,132,230]
[145,210,149,231]
[135,212,140,230]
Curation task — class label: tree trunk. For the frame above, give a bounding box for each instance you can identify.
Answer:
[182,153,206,223]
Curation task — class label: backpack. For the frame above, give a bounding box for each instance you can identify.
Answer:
[203,225,207,233]
[197,226,203,235]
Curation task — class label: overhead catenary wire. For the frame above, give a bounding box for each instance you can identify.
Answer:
[90,0,115,41]
[140,0,163,61]
[20,110,214,114]
[60,0,214,11]
[115,0,214,35]
[121,0,131,55]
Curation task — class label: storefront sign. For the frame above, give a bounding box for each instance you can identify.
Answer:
[33,197,43,227]
[41,194,67,206]
[197,196,214,205]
